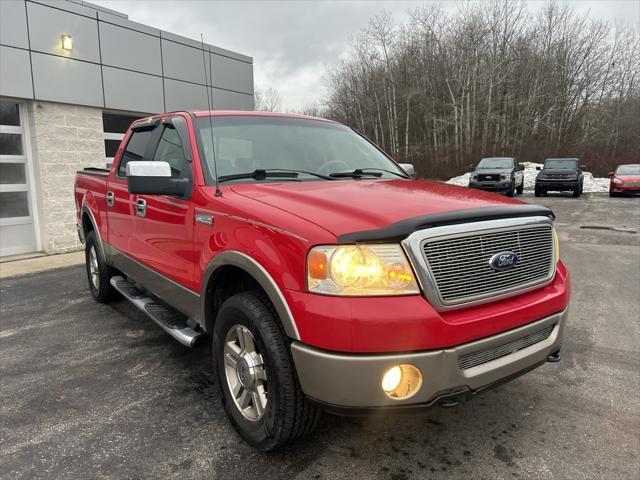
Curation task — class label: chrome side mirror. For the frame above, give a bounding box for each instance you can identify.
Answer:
[126,161,189,196]
[399,163,415,178]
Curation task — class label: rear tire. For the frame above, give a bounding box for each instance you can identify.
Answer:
[85,231,116,303]
[213,291,320,451]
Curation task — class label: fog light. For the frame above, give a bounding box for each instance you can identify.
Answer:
[381,364,422,399]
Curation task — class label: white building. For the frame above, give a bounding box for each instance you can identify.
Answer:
[0,0,254,257]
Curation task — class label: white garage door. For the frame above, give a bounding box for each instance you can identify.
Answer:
[0,100,37,257]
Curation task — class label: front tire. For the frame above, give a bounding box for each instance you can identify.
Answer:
[507,181,516,197]
[85,231,116,303]
[213,291,320,451]
[572,185,581,197]
[516,181,524,195]
[535,186,542,197]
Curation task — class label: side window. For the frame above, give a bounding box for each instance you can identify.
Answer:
[117,130,153,177]
[153,127,187,178]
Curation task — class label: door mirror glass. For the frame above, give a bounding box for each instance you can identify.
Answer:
[399,163,415,178]
[536,166,542,171]
[126,161,189,196]
[608,172,614,178]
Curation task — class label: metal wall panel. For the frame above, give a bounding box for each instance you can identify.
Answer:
[212,88,254,111]
[103,66,163,113]
[0,0,29,49]
[164,79,208,112]
[211,54,253,94]
[27,1,100,63]
[31,52,103,107]
[161,40,207,85]
[99,22,161,76]
[0,46,33,99]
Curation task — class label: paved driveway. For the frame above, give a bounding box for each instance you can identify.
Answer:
[1,194,638,479]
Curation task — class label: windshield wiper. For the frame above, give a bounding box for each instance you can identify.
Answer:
[218,168,335,183]
[330,167,409,179]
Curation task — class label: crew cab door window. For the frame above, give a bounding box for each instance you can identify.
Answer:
[117,129,154,177]
[153,126,188,178]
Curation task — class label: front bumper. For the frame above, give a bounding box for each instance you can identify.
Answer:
[291,308,567,409]
[536,180,579,191]
[469,181,511,192]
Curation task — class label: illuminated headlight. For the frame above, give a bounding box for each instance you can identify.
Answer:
[553,226,560,262]
[307,244,420,296]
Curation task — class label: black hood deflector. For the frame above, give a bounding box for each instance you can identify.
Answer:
[337,205,555,243]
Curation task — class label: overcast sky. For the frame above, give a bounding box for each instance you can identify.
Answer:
[93,0,640,111]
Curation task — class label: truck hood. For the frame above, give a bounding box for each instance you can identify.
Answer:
[474,169,511,175]
[230,179,520,239]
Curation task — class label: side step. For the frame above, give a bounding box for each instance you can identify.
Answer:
[110,276,203,347]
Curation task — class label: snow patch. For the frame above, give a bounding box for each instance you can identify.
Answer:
[446,162,610,193]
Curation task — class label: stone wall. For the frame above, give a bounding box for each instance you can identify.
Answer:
[28,101,104,254]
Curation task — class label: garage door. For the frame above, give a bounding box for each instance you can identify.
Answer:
[0,100,37,257]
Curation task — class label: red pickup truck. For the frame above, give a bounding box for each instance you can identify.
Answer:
[75,111,569,450]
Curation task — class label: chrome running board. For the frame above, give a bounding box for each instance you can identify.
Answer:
[110,276,203,347]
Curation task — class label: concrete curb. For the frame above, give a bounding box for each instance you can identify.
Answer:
[0,251,84,279]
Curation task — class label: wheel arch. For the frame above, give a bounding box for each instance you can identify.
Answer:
[200,251,300,340]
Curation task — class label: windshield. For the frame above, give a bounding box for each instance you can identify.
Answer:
[544,159,578,170]
[195,116,407,184]
[476,158,514,169]
[616,165,640,175]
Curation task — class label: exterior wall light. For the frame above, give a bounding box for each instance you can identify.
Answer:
[61,34,73,51]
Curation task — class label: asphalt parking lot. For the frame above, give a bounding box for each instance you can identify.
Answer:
[1,194,639,480]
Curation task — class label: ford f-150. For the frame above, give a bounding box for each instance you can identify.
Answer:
[74,111,570,451]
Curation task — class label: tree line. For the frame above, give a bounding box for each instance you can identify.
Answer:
[319,1,639,178]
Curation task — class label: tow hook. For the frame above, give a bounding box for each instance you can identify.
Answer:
[547,348,561,363]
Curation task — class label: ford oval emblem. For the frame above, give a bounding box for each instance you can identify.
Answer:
[489,251,518,271]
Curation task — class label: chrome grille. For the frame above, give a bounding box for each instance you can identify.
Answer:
[422,224,554,305]
[458,324,555,370]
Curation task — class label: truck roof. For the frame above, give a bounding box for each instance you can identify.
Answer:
[132,110,338,127]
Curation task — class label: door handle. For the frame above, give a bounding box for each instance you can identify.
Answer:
[135,198,147,218]
[106,191,115,207]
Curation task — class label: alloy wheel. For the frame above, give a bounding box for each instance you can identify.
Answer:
[223,324,268,421]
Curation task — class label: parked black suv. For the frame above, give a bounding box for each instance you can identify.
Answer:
[468,157,525,197]
[535,158,584,197]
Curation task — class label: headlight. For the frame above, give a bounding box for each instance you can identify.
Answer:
[553,226,560,262]
[471,174,478,181]
[501,174,508,180]
[613,178,623,185]
[307,244,420,296]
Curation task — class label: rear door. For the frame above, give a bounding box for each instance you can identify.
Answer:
[106,125,159,255]
[131,116,196,291]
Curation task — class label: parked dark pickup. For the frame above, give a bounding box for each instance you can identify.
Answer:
[535,158,584,197]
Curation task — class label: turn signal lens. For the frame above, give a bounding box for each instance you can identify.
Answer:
[382,364,422,399]
[306,244,419,296]
[307,250,328,280]
[553,226,560,261]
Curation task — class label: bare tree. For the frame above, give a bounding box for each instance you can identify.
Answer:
[323,0,640,178]
[254,87,283,112]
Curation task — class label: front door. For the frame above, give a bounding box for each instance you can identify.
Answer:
[0,101,37,257]
[132,118,196,292]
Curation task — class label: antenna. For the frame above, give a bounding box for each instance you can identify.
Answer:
[201,34,222,197]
